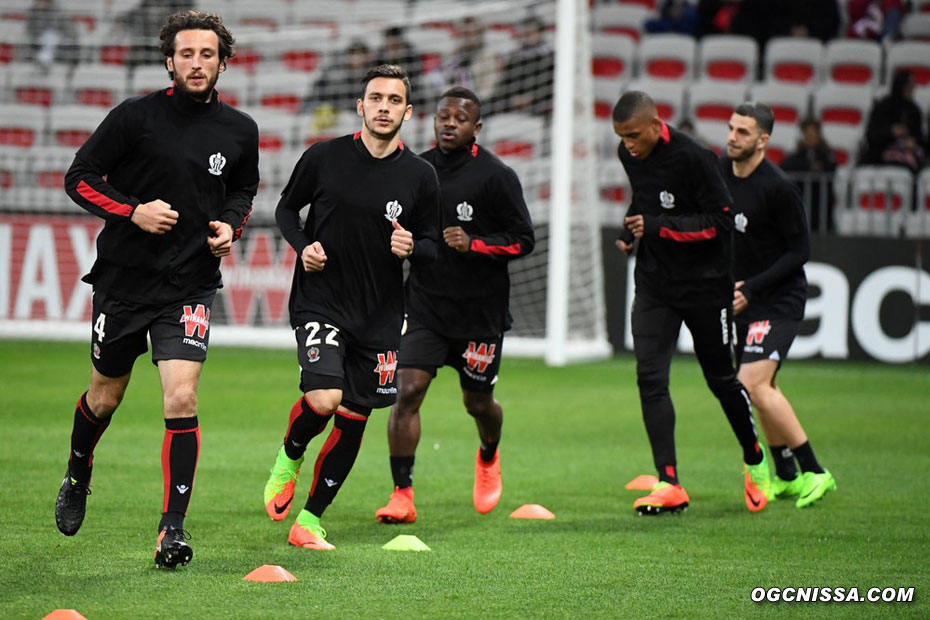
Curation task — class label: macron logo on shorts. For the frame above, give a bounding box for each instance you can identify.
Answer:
[180,304,210,339]
[746,320,771,346]
[374,350,397,386]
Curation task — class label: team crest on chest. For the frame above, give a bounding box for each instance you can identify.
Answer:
[208,152,226,176]
[456,201,474,222]
[384,200,403,221]
[735,212,748,233]
[659,190,675,209]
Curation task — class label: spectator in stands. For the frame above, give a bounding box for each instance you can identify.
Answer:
[429,16,500,100]
[645,0,699,36]
[376,26,426,106]
[781,118,837,233]
[697,0,772,59]
[488,16,554,116]
[26,0,77,69]
[678,118,712,149]
[301,40,372,115]
[862,70,926,173]
[772,0,841,43]
[847,0,906,42]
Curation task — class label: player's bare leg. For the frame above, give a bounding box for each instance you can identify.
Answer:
[56,368,130,536]
[154,360,203,568]
[738,359,833,506]
[377,369,432,523]
[464,391,503,514]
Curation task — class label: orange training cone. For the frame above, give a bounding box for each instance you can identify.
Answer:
[509,504,556,519]
[625,474,659,490]
[43,611,87,620]
[243,565,298,582]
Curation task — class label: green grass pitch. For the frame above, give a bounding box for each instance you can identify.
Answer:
[1,340,928,619]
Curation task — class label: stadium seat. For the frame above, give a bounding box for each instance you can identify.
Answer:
[591,4,652,41]
[697,35,758,86]
[906,167,930,238]
[244,108,297,152]
[624,78,685,125]
[593,77,621,121]
[885,41,930,87]
[748,82,810,127]
[820,124,863,169]
[0,144,27,205]
[597,160,631,225]
[48,105,106,148]
[638,34,696,83]
[0,103,47,147]
[764,123,799,166]
[8,62,69,107]
[129,65,171,98]
[900,13,930,41]
[216,69,252,109]
[688,80,748,130]
[232,0,292,31]
[264,28,333,74]
[823,39,882,90]
[225,26,268,74]
[849,165,913,236]
[253,72,314,114]
[291,0,353,27]
[408,24,459,74]
[70,64,128,108]
[0,19,30,65]
[21,145,75,211]
[348,0,411,24]
[60,0,107,36]
[813,84,872,130]
[482,112,546,159]
[591,33,635,85]
[764,37,823,89]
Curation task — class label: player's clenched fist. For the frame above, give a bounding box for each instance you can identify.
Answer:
[390,219,414,258]
[131,199,178,234]
[443,226,470,253]
[206,220,233,257]
[302,241,327,272]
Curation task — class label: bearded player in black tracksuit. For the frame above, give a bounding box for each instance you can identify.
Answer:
[262,65,440,550]
[375,87,535,524]
[56,10,258,568]
[721,102,835,509]
[612,91,771,515]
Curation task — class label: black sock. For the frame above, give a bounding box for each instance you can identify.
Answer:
[658,464,679,486]
[305,413,367,517]
[390,455,415,488]
[68,392,111,484]
[161,416,199,524]
[719,385,763,465]
[769,444,798,480]
[479,439,499,463]
[158,511,184,531]
[284,397,332,461]
[792,441,824,474]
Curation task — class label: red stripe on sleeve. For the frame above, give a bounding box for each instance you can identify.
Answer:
[76,180,133,217]
[471,239,522,255]
[658,226,717,242]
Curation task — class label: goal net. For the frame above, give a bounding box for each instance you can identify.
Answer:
[0,0,612,365]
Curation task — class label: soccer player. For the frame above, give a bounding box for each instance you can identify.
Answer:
[262,65,440,550]
[56,10,258,569]
[375,87,535,523]
[612,91,771,515]
[722,102,836,508]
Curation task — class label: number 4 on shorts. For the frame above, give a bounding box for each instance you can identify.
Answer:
[94,313,106,342]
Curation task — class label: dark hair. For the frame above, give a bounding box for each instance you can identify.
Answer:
[733,101,774,135]
[440,86,481,120]
[361,64,411,103]
[799,116,821,132]
[159,10,235,79]
[612,91,655,123]
[891,69,913,99]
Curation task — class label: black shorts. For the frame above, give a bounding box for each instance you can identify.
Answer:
[90,290,215,378]
[735,317,800,367]
[295,315,398,416]
[397,317,502,393]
